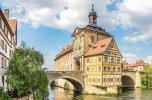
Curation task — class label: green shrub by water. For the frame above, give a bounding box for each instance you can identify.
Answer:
[6,42,49,100]
[141,65,152,89]
[0,87,11,100]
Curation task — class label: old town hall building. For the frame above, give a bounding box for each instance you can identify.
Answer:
[55,4,122,91]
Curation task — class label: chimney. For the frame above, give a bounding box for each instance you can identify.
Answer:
[4,9,9,21]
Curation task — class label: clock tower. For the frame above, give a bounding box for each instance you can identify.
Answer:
[73,3,99,71]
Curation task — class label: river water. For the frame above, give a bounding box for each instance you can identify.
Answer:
[48,86,152,100]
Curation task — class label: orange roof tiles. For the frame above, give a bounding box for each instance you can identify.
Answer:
[123,60,145,68]
[55,43,73,59]
[85,38,113,56]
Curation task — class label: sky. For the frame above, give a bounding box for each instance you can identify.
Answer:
[0,0,152,69]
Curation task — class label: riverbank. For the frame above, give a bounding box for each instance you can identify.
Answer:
[48,86,152,100]
[51,83,121,96]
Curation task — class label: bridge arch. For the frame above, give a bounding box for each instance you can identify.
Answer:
[48,71,85,92]
[122,75,135,88]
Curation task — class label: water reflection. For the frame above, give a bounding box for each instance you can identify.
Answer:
[48,86,152,100]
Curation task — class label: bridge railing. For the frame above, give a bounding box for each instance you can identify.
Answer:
[48,71,83,74]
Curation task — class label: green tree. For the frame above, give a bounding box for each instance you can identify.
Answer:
[0,87,11,100]
[6,42,48,99]
[64,82,70,90]
[141,65,152,88]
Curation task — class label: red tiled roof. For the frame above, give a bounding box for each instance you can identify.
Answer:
[55,43,73,60]
[124,60,145,68]
[85,38,113,56]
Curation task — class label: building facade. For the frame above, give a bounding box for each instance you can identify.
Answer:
[123,60,145,72]
[54,4,122,93]
[0,9,17,90]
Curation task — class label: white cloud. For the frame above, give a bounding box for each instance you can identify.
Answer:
[43,51,57,70]
[144,56,152,64]
[124,29,152,43]
[114,0,152,42]
[122,53,140,63]
[1,0,117,31]
[2,0,152,42]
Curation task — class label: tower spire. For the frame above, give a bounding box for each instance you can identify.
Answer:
[92,1,94,10]
[88,1,97,25]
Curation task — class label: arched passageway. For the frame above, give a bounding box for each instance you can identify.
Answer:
[122,75,135,92]
[122,75,135,87]
[49,76,84,92]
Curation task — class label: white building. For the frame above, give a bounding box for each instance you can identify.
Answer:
[0,9,17,90]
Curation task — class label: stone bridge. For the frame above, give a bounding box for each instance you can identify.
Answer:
[47,71,85,92]
[47,70,142,92]
[122,71,142,88]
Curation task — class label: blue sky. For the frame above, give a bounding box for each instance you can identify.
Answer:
[1,0,152,69]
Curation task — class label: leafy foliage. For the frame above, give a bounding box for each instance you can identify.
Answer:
[0,87,11,100]
[141,65,152,88]
[64,82,70,90]
[6,42,48,99]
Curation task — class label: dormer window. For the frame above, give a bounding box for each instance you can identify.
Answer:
[93,46,96,49]
[101,45,105,48]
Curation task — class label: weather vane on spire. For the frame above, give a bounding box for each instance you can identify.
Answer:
[91,0,94,10]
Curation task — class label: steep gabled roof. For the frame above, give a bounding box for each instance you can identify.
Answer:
[85,38,113,56]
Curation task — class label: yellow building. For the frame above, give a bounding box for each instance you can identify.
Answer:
[54,4,122,91]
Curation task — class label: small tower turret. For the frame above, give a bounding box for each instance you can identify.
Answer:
[88,2,97,25]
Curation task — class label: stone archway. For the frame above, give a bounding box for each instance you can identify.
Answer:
[49,76,84,92]
[122,75,135,88]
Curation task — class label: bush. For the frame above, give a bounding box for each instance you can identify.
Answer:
[64,82,70,90]
[82,90,89,94]
[141,65,152,89]
[6,42,49,99]
[91,92,96,95]
[0,87,11,100]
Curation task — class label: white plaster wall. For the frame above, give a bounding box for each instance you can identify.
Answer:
[0,23,16,90]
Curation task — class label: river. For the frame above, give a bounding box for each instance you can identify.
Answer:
[48,86,152,100]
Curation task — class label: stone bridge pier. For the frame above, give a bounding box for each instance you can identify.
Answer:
[122,71,141,88]
[47,71,85,92]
